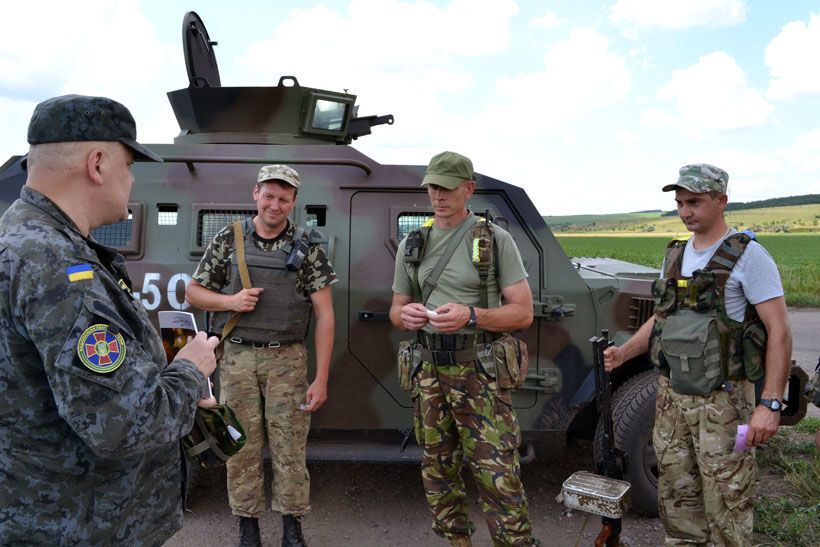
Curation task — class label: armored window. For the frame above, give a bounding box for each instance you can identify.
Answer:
[312,100,347,131]
[396,212,433,241]
[92,214,133,248]
[305,205,326,227]
[396,210,488,241]
[90,203,144,256]
[158,204,178,226]
[197,209,255,247]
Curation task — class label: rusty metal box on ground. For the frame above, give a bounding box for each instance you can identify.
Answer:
[561,471,631,519]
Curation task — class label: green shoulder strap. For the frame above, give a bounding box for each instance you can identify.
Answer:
[418,216,478,306]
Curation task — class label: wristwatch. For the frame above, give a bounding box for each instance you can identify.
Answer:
[466,306,477,328]
[759,399,782,412]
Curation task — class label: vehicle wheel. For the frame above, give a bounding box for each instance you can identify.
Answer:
[185,459,205,499]
[594,370,659,517]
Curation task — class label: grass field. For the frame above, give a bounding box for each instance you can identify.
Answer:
[546,204,820,234]
[754,417,820,546]
[556,234,820,307]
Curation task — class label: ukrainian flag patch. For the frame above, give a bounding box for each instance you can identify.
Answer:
[67,264,94,282]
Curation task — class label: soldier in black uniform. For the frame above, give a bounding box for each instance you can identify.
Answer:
[0,94,219,545]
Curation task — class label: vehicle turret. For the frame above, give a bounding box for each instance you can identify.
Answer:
[170,12,393,146]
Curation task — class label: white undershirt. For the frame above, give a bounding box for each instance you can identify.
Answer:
[677,230,784,321]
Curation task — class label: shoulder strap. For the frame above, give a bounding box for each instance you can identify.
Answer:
[419,216,478,306]
[704,232,753,294]
[471,218,495,309]
[220,220,252,343]
[663,238,687,279]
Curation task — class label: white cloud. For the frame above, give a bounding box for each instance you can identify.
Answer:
[647,52,772,132]
[765,13,820,100]
[785,129,820,172]
[0,0,183,160]
[610,0,746,28]
[237,0,518,154]
[492,28,630,133]
[529,13,559,28]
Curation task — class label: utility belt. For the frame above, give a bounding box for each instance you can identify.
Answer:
[398,331,528,391]
[226,336,300,349]
[416,332,500,366]
[417,331,499,351]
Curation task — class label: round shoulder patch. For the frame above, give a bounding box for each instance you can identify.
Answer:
[77,324,127,374]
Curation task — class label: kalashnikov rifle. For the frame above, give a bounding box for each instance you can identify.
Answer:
[591,329,627,547]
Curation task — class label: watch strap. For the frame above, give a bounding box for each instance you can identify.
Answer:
[759,398,782,411]
[466,306,477,328]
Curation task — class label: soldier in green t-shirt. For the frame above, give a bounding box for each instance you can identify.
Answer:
[390,151,537,547]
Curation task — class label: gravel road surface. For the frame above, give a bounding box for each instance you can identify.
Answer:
[166,308,819,546]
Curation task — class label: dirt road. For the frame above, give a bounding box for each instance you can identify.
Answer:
[168,439,663,547]
[166,308,818,546]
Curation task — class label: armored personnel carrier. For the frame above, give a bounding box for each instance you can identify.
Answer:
[0,12,666,515]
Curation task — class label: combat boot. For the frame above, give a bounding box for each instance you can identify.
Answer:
[282,514,307,547]
[239,516,262,547]
[448,536,472,547]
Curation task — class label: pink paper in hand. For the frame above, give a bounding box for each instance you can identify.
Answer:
[734,424,749,452]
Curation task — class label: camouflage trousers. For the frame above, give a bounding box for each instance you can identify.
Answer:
[413,359,533,546]
[654,375,756,546]
[219,340,311,518]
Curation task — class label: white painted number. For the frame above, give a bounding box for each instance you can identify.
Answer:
[140,272,162,311]
[167,273,192,310]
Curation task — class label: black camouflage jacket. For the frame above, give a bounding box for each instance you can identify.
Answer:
[0,187,205,545]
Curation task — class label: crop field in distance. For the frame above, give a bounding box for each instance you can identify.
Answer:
[556,233,819,308]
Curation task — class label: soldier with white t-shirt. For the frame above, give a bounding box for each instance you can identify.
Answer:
[603,164,792,546]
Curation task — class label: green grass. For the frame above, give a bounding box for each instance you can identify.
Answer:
[754,417,820,546]
[546,204,820,234]
[555,234,820,307]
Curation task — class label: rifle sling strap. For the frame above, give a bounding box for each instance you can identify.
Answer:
[219,220,253,344]
[418,216,478,306]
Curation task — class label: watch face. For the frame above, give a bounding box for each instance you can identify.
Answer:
[762,399,782,411]
[770,400,782,411]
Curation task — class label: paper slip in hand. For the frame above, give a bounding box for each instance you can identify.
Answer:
[734,424,749,452]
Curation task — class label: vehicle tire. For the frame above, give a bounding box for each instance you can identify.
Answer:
[594,370,659,517]
[185,459,205,499]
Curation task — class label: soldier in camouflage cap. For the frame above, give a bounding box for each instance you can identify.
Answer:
[0,94,220,544]
[662,163,729,194]
[604,162,791,545]
[186,164,337,547]
[390,151,538,546]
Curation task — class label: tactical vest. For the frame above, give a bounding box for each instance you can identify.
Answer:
[403,216,499,308]
[648,232,767,396]
[211,218,315,343]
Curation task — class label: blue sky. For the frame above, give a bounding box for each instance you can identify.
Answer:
[2,0,820,214]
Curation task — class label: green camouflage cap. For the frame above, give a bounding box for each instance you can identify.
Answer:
[257,164,300,188]
[663,163,728,193]
[26,94,162,162]
[421,151,474,189]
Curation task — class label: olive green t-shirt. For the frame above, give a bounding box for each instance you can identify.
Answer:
[392,213,528,334]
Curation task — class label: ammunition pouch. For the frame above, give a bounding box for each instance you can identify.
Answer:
[182,404,247,469]
[660,308,724,396]
[740,319,767,382]
[476,334,529,390]
[397,340,423,391]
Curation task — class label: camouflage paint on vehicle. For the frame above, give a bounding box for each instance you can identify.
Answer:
[0,11,664,515]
